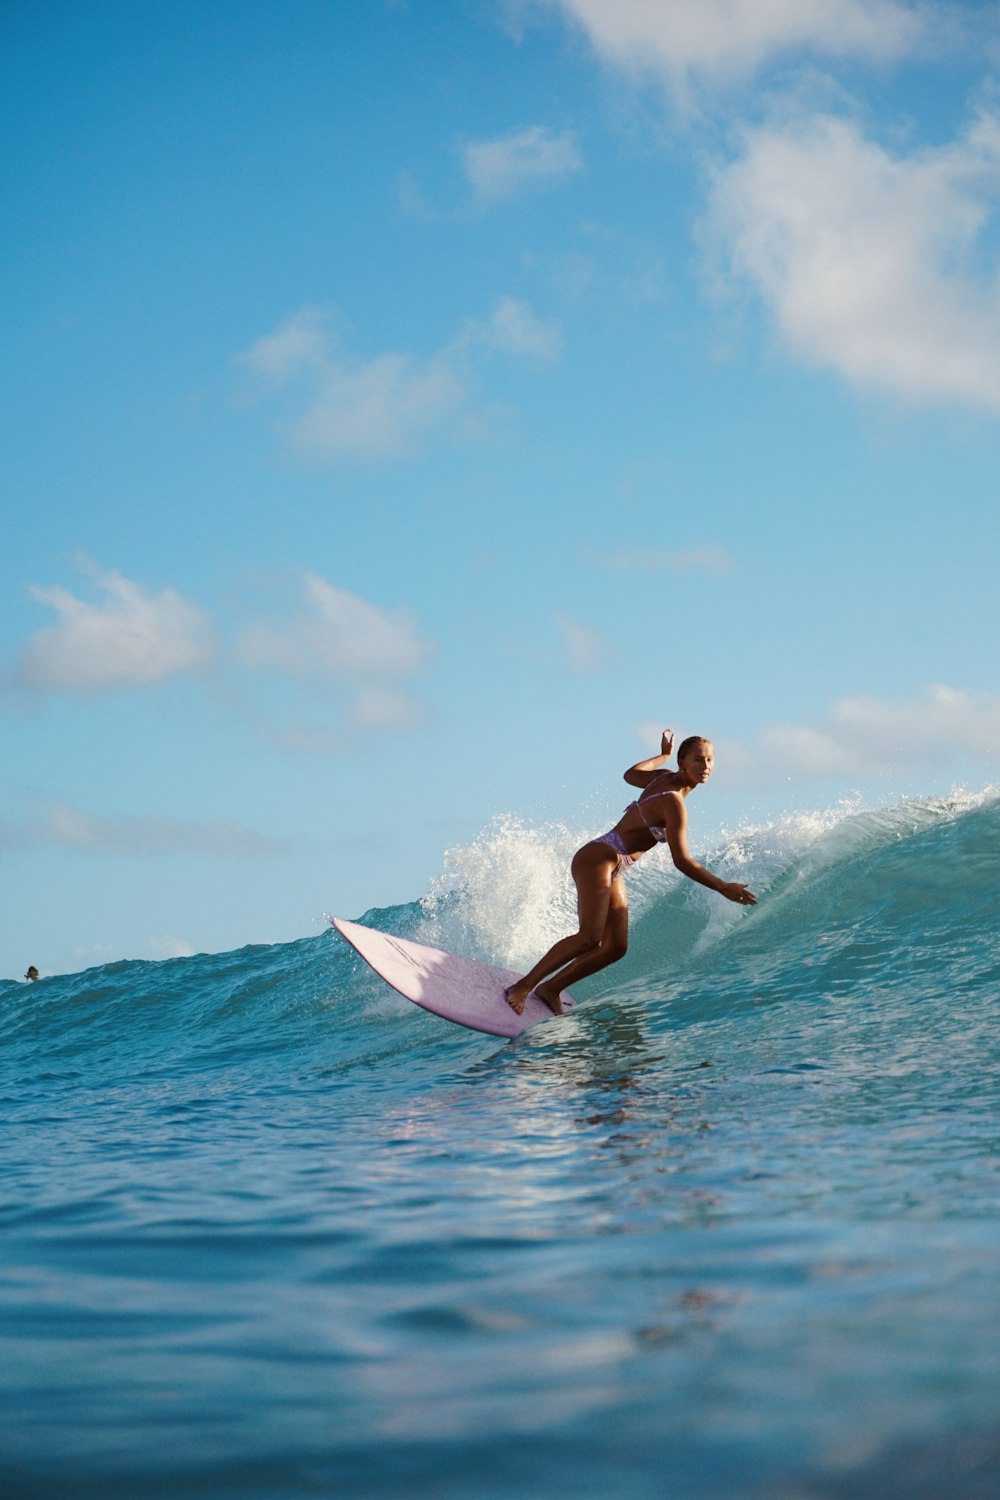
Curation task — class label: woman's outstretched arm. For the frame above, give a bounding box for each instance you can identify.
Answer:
[624,728,675,788]
[662,796,756,906]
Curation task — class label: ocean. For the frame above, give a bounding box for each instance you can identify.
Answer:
[2,788,998,1499]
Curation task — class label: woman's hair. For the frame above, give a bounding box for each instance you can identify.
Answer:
[676,735,713,763]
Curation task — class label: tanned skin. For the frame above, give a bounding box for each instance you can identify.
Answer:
[505,730,756,1016]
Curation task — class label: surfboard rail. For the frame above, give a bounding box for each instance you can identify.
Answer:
[331,917,573,1038]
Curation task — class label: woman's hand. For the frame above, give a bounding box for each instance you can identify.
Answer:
[624,728,678,786]
[722,882,756,906]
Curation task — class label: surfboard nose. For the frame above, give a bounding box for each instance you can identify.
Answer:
[331,918,574,1038]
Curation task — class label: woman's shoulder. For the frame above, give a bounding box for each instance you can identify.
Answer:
[640,773,682,799]
[641,784,686,820]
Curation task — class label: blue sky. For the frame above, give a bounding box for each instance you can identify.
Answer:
[3,0,999,978]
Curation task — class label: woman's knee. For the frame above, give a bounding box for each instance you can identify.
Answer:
[603,933,628,963]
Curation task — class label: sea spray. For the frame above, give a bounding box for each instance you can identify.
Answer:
[2,787,998,1500]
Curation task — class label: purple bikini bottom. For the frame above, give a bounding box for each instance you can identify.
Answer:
[590,829,636,880]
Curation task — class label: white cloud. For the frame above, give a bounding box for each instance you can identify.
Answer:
[483,296,563,360]
[554,611,614,673]
[724,685,1000,783]
[239,573,432,680]
[72,942,118,964]
[237,305,329,381]
[6,560,436,749]
[14,563,216,694]
[295,353,466,459]
[707,110,1000,410]
[28,801,289,856]
[148,935,197,959]
[238,572,433,737]
[238,300,560,460]
[455,296,563,361]
[395,169,437,222]
[543,0,923,93]
[460,124,583,201]
[238,309,465,459]
[349,684,425,733]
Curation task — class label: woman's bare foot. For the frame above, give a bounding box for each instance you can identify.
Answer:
[504,981,531,1015]
[534,981,564,1016]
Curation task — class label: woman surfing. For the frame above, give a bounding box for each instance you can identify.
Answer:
[505,730,756,1016]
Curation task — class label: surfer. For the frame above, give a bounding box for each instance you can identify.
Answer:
[504,730,756,1016]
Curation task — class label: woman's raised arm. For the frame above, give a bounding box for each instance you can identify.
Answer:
[623,728,675,788]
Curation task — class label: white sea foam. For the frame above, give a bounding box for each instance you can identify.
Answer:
[419,815,582,971]
[690,782,999,953]
[417,785,999,970]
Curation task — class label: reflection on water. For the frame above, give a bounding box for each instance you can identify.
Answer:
[2,794,999,1498]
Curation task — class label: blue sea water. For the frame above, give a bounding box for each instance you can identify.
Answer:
[2,789,999,1499]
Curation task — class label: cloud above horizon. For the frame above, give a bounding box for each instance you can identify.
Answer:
[237,298,560,460]
[707,110,1000,412]
[9,563,435,746]
[554,611,614,673]
[238,572,431,678]
[539,0,924,95]
[523,2,1000,416]
[237,572,434,734]
[460,123,583,201]
[13,563,216,694]
[712,685,1000,784]
[5,800,289,858]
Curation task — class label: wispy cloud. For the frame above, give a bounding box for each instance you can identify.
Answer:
[237,307,329,380]
[12,560,216,694]
[6,561,436,751]
[349,683,424,733]
[707,110,1000,412]
[238,571,434,735]
[720,685,1000,783]
[541,0,923,96]
[148,935,197,959]
[239,572,432,680]
[466,296,563,361]
[15,801,289,857]
[460,123,583,202]
[554,611,614,673]
[237,306,464,459]
[237,299,560,460]
[526,221,669,310]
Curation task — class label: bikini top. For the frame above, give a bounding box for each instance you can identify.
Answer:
[624,775,675,844]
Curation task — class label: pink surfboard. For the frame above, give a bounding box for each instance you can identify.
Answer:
[331,917,574,1039]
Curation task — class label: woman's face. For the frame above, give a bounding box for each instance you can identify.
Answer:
[679,741,714,786]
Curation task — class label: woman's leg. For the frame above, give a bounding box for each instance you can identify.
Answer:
[505,844,621,1015]
[534,877,629,1011]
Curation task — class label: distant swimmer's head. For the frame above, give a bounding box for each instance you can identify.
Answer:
[24,966,39,981]
[677,736,714,787]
